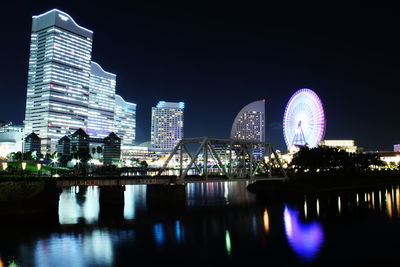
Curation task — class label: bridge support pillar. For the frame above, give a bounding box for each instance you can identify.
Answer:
[146,184,186,214]
[99,185,125,223]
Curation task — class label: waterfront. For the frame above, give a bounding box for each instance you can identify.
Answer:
[0,181,400,266]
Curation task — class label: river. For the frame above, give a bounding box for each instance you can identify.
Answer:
[0,181,399,266]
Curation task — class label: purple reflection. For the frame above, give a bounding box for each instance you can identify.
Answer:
[283,206,324,260]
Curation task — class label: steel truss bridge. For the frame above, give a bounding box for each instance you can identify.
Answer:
[158,137,288,182]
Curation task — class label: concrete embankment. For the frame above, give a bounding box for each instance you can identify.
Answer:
[0,181,60,218]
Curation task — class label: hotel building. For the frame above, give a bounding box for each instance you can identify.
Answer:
[24,9,136,153]
[151,101,184,150]
[231,100,265,142]
[24,9,93,153]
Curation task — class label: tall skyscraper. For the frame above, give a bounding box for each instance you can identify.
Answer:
[151,101,184,150]
[87,61,116,138]
[114,95,137,146]
[24,9,93,153]
[230,100,265,142]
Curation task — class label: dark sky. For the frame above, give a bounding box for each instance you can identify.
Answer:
[1,1,399,151]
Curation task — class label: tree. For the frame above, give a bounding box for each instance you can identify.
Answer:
[290,146,384,174]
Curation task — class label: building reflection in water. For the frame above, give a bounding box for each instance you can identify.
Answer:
[283,206,324,261]
[123,185,147,220]
[186,181,255,206]
[225,230,232,255]
[175,220,184,243]
[58,186,99,224]
[153,223,165,246]
[33,230,113,267]
[305,186,400,219]
[263,209,269,233]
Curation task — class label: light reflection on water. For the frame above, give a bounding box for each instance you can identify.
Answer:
[4,183,400,266]
[58,186,99,224]
[33,230,113,267]
[123,185,146,220]
[283,206,324,261]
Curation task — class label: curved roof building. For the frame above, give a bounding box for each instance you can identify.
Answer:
[24,9,93,153]
[230,100,265,142]
[87,61,116,138]
[114,95,137,146]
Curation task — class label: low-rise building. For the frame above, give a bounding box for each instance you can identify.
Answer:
[57,136,71,156]
[376,152,400,166]
[0,123,24,157]
[319,140,358,153]
[103,132,121,165]
[24,132,41,154]
[70,129,89,155]
[394,144,400,152]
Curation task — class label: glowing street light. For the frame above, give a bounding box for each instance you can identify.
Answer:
[21,162,27,171]
[2,162,7,171]
[37,163,42,171]
[51,154,59,166]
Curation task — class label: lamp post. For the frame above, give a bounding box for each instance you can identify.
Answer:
[2,162,7,171]
[22,161,27,177]
[37,163,42,176]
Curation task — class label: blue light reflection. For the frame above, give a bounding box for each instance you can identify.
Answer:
[153,224,165,246]
[175,220,184,243]
[283,206,324,261]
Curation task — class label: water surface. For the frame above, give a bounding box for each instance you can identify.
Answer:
[0,182,399,266]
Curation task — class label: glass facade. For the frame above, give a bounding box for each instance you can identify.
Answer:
[114,95,136,146]
[231,100,265,142]
[151,101,184,150]
[87,61,116,138]
[24,9,93,153]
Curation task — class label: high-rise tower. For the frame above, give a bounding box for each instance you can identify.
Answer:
[87,61,116,138]
[24,9,93,153]
[231,100,265,142]
[114,95,137,146]
[151,101,184,150]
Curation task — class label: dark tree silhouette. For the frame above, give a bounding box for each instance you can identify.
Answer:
[291,146,384,174]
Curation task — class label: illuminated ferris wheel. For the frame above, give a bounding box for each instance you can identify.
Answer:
[283,88,326,150]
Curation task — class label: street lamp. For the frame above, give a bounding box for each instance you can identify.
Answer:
[37,163,42,176]
[2,162,7,171]
[21,162,27,171]
[51,155,59,166]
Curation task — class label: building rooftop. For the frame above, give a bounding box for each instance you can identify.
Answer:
[155,101,185,109]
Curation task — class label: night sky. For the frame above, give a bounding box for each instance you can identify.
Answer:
[1,1,399,151]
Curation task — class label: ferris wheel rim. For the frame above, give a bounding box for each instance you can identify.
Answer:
[283,88,326,148]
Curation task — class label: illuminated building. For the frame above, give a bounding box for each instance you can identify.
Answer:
[230,100,265,142]
[103,132,121,165]
[24,132,41,154]
[87,62,116,138]
[377,152,400,166]
[57,135,71,156]
[319,140,358,153]
[114,95,137,146]
[151,101,184,150]
[394,144,400,152]
[0,123,24,157]
[70,128,89,154]
[24,9,93,153]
